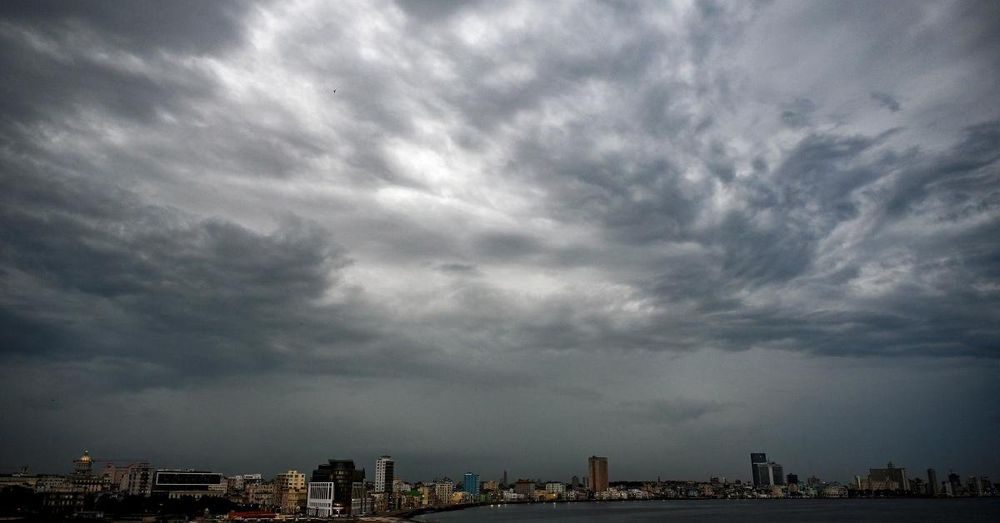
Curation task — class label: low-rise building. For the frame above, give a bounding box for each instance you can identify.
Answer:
[306,482,335,517]
[152,469,226,499]
[274,470,307,514]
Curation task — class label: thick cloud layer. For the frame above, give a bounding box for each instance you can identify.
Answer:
[1,0,998,482]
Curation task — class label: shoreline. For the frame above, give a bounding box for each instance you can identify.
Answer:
[402,496,996,520]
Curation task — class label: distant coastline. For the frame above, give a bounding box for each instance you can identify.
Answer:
[404,496,993,521]
[407,498,1000,523]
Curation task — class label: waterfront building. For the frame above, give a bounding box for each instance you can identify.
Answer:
[306,482,335,517]
[375,455,394,506]
[750,453,767,487]
[822,484,848,498]
[948,472,962,495]
[433,480,454,505]
[514,479,535,499]
[754,462,784,487]
[749,453,784,487]
[927,469,938,496]
[969,476,984,497]
[588,456,609,493]
[865,462,910,491]
[545,482,565,495]
[463,472,479,496]
[310,459,364,516]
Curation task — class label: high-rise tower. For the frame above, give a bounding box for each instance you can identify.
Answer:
[750,453,766,487]
[375,456,394,494]
[463,472,479,496]
[588,456,608,493]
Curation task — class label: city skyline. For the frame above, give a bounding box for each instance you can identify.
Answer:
[1,0,998,487]
[4,448,995,519]
[4,447,995,493]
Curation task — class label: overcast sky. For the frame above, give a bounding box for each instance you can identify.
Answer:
[1,0,998,485]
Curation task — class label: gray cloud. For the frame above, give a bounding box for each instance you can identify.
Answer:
[0,0,998,482]
[619,398,731,424]
[871,91,901,112]
[780,98,818,128]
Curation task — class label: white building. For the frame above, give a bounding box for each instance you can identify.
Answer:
[375,456,394,494]
[307,482,335,517]
[545,482,565,495]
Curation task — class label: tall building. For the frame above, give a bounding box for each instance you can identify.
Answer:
[588,456,609,493]
[867,462,909,492]
[463,472,479,496]
[311,460,364,516]
[374,456,394,512]
[750,453,767,487]
[750,453,784,487]
[927,469,938,496]
[948,471,961,495]
[375,456,394,494]
[771,463,785,486]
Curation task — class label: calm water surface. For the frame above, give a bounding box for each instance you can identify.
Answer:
[414,499,1000,522]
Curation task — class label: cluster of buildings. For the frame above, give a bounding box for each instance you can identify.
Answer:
[852,462,996,498]
[1,450,996,519]
[745,453,997,499]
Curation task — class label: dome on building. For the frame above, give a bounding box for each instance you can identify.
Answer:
[73,450,94,476]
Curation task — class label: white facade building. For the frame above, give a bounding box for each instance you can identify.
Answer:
[545,482,565,494]
[306,482,335,517]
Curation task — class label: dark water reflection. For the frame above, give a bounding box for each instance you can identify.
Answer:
[415,499,1000,522]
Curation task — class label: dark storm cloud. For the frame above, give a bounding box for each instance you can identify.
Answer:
[0,0,250,55]
[0,0,253,125]
[870,91,901,112]
[0,165,378,387]
[1,0,999,481]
